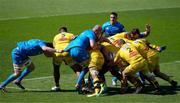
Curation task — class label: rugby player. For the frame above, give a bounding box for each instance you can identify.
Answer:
[0,39,61,92]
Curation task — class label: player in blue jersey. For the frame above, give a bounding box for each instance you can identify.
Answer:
[0,39,61,92]
[102,12,125,85]
[102,12,125,37]
[63,25,106,97]
[63,25,102,63]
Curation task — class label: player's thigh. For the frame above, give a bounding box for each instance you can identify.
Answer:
[88,49,104,71]
[148,55,159,72]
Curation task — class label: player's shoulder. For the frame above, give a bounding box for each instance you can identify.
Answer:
[102,21,110,27]
[115,22,124,27]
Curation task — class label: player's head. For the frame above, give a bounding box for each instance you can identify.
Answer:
[59,26,68,33]
[93,25,102,40]
[117,39,125,47]
[44,42,54,57]
[46,42,53,48]
[110,12,118,24]
[130,28,140,40]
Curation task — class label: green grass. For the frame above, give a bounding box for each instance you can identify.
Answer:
[0,0,180,20]
[0,0,180,103]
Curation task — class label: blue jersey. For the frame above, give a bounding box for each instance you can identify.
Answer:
[102,21,125,37]
[64,30,96,51]
[16,39,46,56]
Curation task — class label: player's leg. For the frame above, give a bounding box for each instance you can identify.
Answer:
[121,66,133,93]
[87,50,105,97]
[14,59,34,83]
[0,49,23,91]
[14,60,34,90]
[127,75,144,93]
[153,66,177,89]
[0,64,22,91]
[75,67,88,94]
[51,63,61,91]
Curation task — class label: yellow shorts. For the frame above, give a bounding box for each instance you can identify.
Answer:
[124,59,149,75]
[147,54,159,72]
[88,49,104,71]
[53,54,75,66]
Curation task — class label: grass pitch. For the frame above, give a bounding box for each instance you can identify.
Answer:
[0,0,180,103]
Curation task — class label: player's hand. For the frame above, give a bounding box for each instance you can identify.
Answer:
[145,24,151,31]
[157,46,167,52]
[56,50,64,53]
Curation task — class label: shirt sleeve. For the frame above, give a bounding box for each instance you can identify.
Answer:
[139,32,146,38]
[87,31,96,40]
[39,41,47,48]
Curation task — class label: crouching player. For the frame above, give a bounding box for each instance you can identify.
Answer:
[113,39,163,94]
[130,38,177,89]
[0,39,61,92]
[100,42,143,93]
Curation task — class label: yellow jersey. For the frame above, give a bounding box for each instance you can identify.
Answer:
[53,32,75,57]
[114,43,145,65]
[108,32,128,47]
[130,39,158,58]
[101,42,119,54]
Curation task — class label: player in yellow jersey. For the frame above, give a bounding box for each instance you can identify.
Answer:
[130,38,177,89]
[114,39,163,94]
[108,24,151,47]
[52,27,83,91]
[99,42,144,93]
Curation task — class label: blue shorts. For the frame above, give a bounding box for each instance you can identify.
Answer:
[11,47,29,65]
[69,47,89,63]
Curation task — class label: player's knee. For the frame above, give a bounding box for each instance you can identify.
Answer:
[89,68,99,78]
[14,72,21,77]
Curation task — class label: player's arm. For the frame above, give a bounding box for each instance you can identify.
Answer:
[148,43,166,52]
[99,36,114,45]
[42,46,63,53]
[140,24,151,38]
[145,40,166,52]
[89,39,99,50]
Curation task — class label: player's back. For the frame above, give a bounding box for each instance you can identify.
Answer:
[118,43,144,64]
[101,42,119,54]
[108,32,128,47]
[64,30,96,51]
[17,39,46,56]
[131,39,157,58]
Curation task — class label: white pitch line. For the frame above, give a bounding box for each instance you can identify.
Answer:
[24,76,52,81]
[0,6,180,21]
[160,60,180,65]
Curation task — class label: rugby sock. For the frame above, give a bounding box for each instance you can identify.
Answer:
[139,72,146,83]
[1,74,17,87]
[93,77,101,94]
[15,68,31,82]
[112,76,118,82]
[155,72,172,82]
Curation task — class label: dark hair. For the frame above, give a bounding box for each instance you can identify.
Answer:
[131,28,140,35]
[110,12,118,17]
[46,42,54,48]
[119,39,125,44]
[59,26,67,32]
